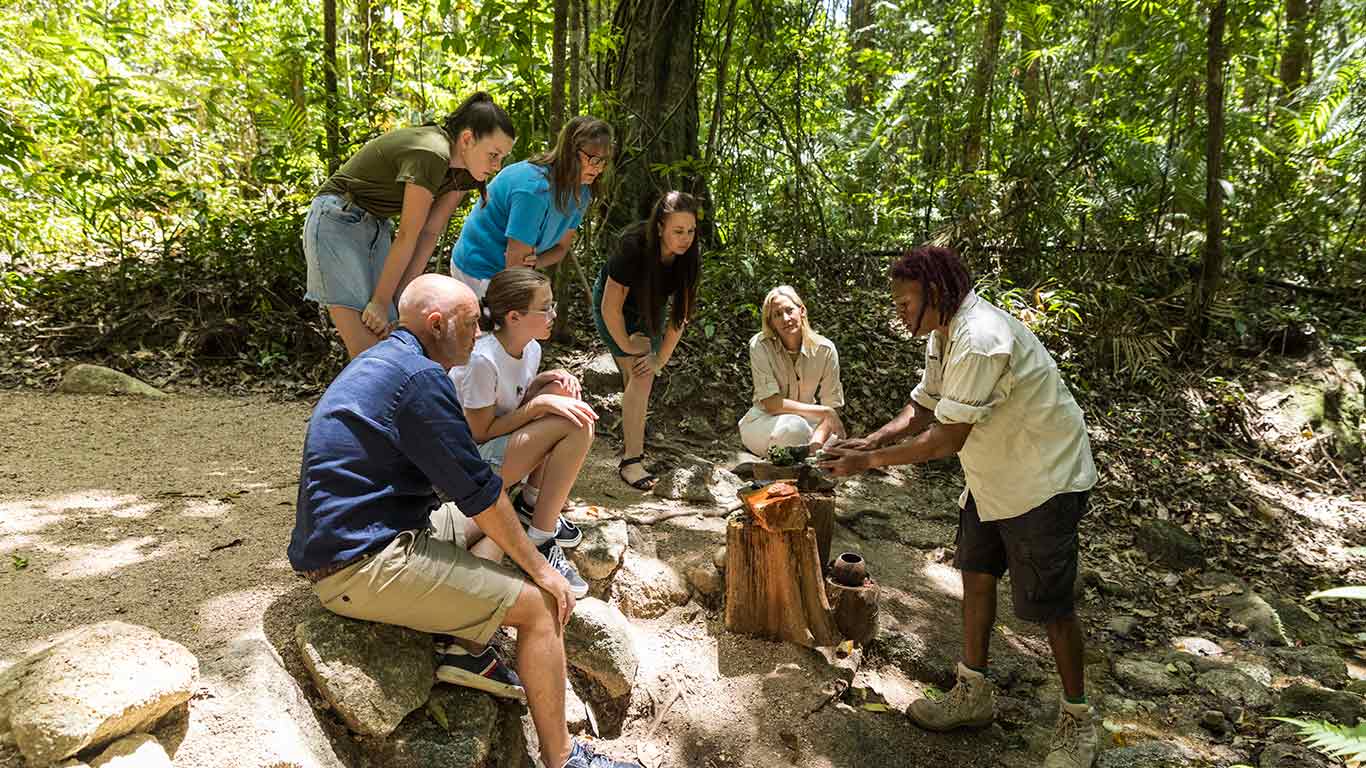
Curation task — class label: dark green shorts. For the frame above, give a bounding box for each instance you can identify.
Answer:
[954,490,1088,623]
[591,268,664,358]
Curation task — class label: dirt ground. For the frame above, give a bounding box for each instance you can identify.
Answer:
[0,387,1360,768]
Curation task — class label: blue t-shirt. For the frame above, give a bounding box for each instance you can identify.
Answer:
[450,160,591,280]
[288,329,503,572]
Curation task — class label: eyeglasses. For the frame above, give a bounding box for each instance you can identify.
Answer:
[577,149,609,169]
[526,302,558,317]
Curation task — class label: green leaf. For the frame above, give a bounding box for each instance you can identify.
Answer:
[1269,717,1366,760]
[10,554,27,570]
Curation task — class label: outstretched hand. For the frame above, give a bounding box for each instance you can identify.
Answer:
[826,435,876,452]
[818,444,876,477]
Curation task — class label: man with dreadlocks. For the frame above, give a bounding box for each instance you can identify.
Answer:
[820,245,1098,768]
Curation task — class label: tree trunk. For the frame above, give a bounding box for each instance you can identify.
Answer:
[323,0,341,173]
[551,0,569,135]
[961,0,1006,173]
[569,0,582,115]
[845,0,874,108]
[1279,0,1309,101]
[607,0,708,227]
[1187,0,1227,347]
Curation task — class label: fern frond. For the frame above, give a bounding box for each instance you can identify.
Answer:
[1270,717,1366,761]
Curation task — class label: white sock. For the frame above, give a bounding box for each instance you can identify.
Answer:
[521,485,540,506]
[527,525,556,546]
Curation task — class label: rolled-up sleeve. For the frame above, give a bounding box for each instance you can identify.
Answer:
[934,349,1009,425]
[749,339,780,405]
[393,371,503,516]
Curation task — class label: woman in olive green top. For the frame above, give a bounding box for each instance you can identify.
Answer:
[303,92,516,356]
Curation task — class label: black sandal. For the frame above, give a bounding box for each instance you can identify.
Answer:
[617,456,658,491]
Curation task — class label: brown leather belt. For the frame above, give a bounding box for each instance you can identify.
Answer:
[297,552,371,583]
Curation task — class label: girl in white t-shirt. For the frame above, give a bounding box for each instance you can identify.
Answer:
[448,268,597,597]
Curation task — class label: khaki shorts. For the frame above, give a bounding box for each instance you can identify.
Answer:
[312,503,526,646]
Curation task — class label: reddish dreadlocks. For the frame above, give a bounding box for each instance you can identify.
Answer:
[889,246,973,336]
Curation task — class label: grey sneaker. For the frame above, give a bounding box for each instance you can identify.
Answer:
[906,662,994,731]
[561,738,640,768]
[1043,699,1097,768]
[539,539,589,598]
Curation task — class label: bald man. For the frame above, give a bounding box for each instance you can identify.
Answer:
[288,275,637,768]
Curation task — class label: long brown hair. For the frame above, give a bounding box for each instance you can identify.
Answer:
[431,91,514,203]
[529,116,613,214]
[629,191,702,336]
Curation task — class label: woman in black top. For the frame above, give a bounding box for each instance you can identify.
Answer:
[591,191,701,489]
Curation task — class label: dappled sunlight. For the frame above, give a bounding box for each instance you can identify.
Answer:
[0,491,153,539]
[195,588,288,648]
[42,535,176,579]
[180,498,233,519]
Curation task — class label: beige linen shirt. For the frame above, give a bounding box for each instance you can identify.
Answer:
[910,291,1097,522]
[747,331,845,409]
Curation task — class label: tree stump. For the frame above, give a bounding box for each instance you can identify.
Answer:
[725,483,839,647]
[825,577,880,645]
[804,491,835,569]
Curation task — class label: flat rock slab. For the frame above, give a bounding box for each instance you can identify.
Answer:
[564,598,638,699]
[57,365,166,398]
[89,734,172,768]
[0,621,198,766]
[1276,683,1366,725]
[567,519,628,582]
[1113,658,1188,695]
[295,610,435,738]
[1195,668,1273,709]
[609,553,689,619]
[171,635,349,768]
[362,685,528,768]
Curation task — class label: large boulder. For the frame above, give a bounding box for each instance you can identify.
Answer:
[609,553,689,619]
[1276,683,1366,725]
[579,353,623,397]
[563,598,638,699]
[295,610,435,738]
[1259,743,1334,768]
[1196,668,1273,709]
[1113,658,1187,696]
[361,686,529,768]
[1271,645,1349,689]
[56,365,166,398]
[1136,520,1204,571]
[652,462,717,505]
[171,634,348,768]
[1226,592,1291,647]
[567,520,628,582]
[0,622,199,766]
[88,734,172,768]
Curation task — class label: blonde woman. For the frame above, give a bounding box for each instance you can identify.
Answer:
[739,285,846,456]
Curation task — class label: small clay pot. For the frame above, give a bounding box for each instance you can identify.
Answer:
[831,552,867,587]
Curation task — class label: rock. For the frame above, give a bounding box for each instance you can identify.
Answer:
[1113,659,1187,695]
[609,553,689,619]
[866,629,957,689]
[709,467,746,504]
[564,684,590,735]
[1227,592,1290,647]
[1135,519,1204,570]
[1259,743,1334,768]
[563,598,638,699]
[1095,741,1194,768]
[1271,645,1349,689]
[1348,680,1366,697]
[1108,616,1139,638]
[363,685,528,768]
[1196,668,1273,709]
[567,519,628,582]
[651,462,716,504]
[579,353,622,396]
[713,546,727,571]
[1268,597,1338,646]
[1198,709,1227,734]
[1171,637,1223,657]
[170,634,348,768]
[57,364,168,398]
[684,564,723,603]
[0,621,199,766]
[1276,683,1366,725]
[295,610,435,738]
[88,734,171,768]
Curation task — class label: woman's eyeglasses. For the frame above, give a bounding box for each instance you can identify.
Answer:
[577,149,609,169]
[526,302,558,318]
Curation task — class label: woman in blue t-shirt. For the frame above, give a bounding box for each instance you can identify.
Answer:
[450,116,613,298]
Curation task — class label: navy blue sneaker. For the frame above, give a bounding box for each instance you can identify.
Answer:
[435,644,525,702]
[514,491,583,548]
[562,739,641,768]
[538,539,589,598]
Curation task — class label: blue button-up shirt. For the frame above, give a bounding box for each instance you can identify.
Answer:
[288,329,503,572]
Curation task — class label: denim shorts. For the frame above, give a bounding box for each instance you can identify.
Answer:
[477,434,510,467]
[302,194,396,318]
[591,267,664,358]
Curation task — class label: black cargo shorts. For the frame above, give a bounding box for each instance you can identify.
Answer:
[953,490,1089,623]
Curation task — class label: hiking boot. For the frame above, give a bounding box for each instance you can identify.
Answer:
[906,662,994,731]
[561,738,640,768]
[1043,698,1097,768]
[435,645,525,702]
[539,539,589,598]
[514,492,582,548]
